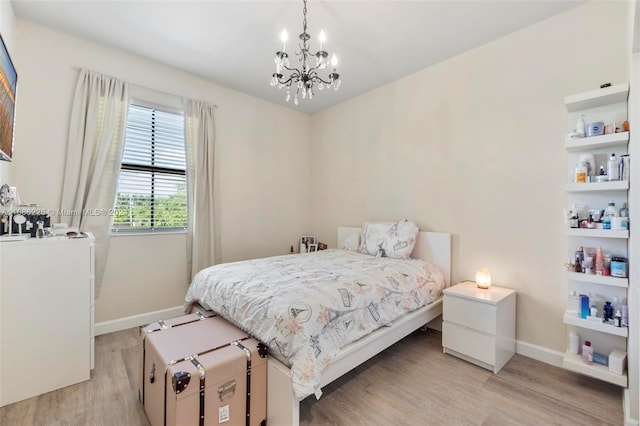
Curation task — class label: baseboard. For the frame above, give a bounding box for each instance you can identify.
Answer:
[624,389,639,426]
[95,305,184,336]
[515,339,564,367]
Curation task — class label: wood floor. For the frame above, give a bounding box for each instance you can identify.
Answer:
[1,327,623,426]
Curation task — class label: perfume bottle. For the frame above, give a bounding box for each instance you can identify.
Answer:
[35,220,45,239]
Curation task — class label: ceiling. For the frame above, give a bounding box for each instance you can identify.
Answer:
[12,0,584,114]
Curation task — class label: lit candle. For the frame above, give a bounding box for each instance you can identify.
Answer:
[280,29,288,52]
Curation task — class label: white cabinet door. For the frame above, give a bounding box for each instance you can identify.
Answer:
[0,237,92,406]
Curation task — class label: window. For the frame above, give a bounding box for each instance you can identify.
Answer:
[112,103,187,233]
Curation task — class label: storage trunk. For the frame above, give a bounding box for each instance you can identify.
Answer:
[141,315,267,426]
[139,311,216,403]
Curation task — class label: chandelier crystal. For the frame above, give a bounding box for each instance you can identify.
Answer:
[270,0,341,105]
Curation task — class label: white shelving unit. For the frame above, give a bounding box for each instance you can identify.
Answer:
[562,83,629,387]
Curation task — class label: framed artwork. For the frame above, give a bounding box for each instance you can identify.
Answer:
[300,235,316,253]
[0,34,17,162]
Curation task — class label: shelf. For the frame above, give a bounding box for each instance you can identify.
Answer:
[566,272,628,288]
[565,132,629,153]
[565,181,629,192]
[566,228,628,239]
[562,352,627,387]
[563,313,628,337]
[565,83,629,112]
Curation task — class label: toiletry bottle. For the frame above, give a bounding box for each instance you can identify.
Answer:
[614,310,622,327]
[583,255,593,275]
[622,304,628,327]
[568,331,580,354]
[570,212,579,228]
[608,153,619,181]
[590,304,598,318]
[576,114,586,137]
[574,246,583,273]
[594,246,604,275]
[582,340,593,365]
[603,254,611,276]
[620,202,629,218]
[603,301,613,321]
[604,201,619,218]
[580,294,590,319]
[567,290,580,316]
[602,202,618,230]
[575,162,587,183]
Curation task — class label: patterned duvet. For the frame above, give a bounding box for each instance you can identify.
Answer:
[184,249,445,400]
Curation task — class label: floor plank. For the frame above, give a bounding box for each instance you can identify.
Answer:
[0,327,623,425]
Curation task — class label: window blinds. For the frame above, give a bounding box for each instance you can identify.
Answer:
[112,104,187,232]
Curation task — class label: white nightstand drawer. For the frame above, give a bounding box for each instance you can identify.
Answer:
[442,321,496,365]
[443,294,497,335]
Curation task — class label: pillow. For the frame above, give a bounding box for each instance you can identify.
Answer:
[359,220,419,259]
[341,232,361,251]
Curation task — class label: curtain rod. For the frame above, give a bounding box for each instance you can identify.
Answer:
[72,66,218,109]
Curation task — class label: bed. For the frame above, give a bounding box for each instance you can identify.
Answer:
[184,225,451,426]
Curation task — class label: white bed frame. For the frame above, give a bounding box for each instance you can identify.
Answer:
[267,226,451,426]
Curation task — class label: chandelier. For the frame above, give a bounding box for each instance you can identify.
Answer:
[270,0,341,105]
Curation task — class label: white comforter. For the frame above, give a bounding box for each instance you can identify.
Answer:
[184,249,445,400]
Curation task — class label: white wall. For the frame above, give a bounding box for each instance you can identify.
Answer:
[310,1,629,353]
[12,21,311,323]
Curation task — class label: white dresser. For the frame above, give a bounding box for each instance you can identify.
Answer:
[442,282,516,373]
[0,235,95,407]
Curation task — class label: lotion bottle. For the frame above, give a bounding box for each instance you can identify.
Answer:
[576,114,586,137]
[582,340,593,365]
[608,153,619,181]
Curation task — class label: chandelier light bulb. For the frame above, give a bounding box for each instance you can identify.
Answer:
[331,54,338,68]
[280,29,288,51]
[319,30,326,51]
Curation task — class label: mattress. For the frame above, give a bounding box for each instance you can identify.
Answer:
[184,249,445,400]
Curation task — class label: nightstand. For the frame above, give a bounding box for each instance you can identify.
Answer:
[442,282,516,373]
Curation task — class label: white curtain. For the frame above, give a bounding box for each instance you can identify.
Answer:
[184,99,216,280]
[60,69,128,296]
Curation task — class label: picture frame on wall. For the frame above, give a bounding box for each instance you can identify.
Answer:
[0,33,17,162]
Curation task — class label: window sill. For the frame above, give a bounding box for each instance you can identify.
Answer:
[110,230,187,237]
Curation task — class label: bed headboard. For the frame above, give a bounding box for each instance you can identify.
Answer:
[337,226,451,287]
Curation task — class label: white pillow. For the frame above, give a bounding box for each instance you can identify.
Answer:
[359,220,419,259]
[341,233,361,251]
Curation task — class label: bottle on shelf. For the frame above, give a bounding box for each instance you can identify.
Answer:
[594,246,604,275]
[575,162,587,183]
[567,290,580,316]
[614,310,622,327]
[582,340,593,365]
[568,331,580,354]
[576,114,586,138]
[620,202,629,218]
[602,202,618,230]
[603,301,614,321]
[575,246,584,273]
[607,153,620,181]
